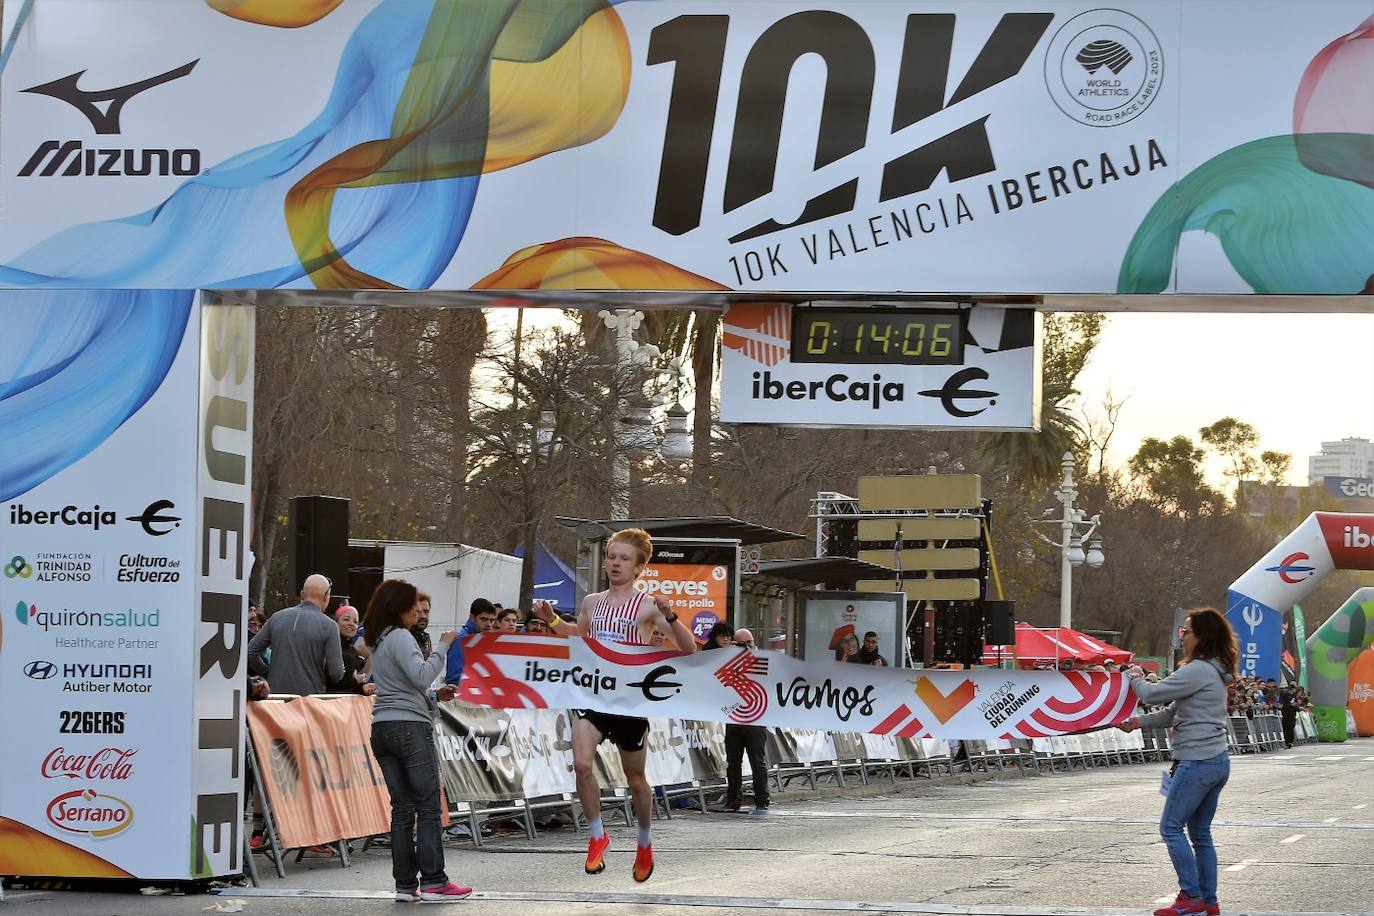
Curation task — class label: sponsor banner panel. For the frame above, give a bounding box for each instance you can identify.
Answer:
[191,295,254,879]
[1,3,1368,296]
[245,697,390,851]
[636,540,739,645]
[457,634,1136,740]
[0,291,199,879]
[721,305,1040,430]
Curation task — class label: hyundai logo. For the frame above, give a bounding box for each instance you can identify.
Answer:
[24,660,58,680]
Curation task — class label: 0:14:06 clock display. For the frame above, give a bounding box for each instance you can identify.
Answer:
[791,309,965,365]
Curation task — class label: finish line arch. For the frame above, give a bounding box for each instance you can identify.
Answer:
[1227,512,1374,698]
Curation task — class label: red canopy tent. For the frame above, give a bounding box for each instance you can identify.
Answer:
[983,623,1133,669]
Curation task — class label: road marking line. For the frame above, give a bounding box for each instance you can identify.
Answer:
[217,888,1374,915]
[1281,834,1305,844]
[764,811,1374,830]
[1316,755,1346,761]
[1225,858,1259,872]
[1355,804,1369,811]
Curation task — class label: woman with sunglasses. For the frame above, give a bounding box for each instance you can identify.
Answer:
[1119,607,1237,916]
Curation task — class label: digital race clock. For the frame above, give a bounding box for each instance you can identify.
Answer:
[791,308,967,366]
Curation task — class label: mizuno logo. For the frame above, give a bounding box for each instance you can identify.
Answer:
[22,61,198,135]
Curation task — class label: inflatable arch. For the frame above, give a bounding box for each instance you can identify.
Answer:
[1350,646,1374,739]
[1305,588,1374,741]
[1227,512,1374,683]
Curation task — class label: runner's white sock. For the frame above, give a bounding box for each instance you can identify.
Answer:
[588,816,605,840]
[638,825,651,847]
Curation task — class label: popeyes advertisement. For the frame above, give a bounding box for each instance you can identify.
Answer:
[634,540,739,644]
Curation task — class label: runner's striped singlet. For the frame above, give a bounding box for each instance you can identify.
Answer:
[590,591,648,645]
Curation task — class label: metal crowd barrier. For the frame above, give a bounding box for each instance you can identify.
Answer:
[244,704,1323,881]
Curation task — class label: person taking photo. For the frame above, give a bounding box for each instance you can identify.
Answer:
[1119,607,1236,916]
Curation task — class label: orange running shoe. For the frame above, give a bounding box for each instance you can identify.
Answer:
[584,833,611,875]
[632,844,654,882]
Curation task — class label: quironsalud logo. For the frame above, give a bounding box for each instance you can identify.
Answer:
[1044,9,1164,127]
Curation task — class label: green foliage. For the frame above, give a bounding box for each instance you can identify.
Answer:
[980,312,1103,484]
[1129,434,1225,516]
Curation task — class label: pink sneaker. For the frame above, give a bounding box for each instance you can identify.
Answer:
[1153,893,1205,916]
[1206,904,1221,915]
[418,882,472,902]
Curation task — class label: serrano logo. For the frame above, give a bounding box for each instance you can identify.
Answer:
[713,651,770,724]
[45,788,134,838]
[1266,551,1315,584]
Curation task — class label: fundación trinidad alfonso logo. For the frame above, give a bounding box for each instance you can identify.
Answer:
[1044,9,1163,127]
[713,652,770,725]
[46,788,134,839]
[4,556,32,579]
[1266,552,1315,584]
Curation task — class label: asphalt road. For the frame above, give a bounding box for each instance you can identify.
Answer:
[5,737,1372,916]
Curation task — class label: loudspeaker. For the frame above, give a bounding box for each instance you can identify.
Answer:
[287,496,350,603]
[983,600,1016,645]
[826,519,858,558]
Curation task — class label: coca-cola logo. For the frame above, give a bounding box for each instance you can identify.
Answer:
[41,746,136,781]
[45,788,134,838]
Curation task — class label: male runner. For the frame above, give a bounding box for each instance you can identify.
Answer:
[532,527,696,882]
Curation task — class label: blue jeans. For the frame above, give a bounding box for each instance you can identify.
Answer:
[1160,752,1229,903]
[371,720,448,893]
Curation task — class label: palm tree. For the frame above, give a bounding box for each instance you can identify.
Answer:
[980,313,1102,485]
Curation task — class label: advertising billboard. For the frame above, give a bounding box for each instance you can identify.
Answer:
[797,591,906,667]
[635,539,739,644]
[0,292,251,881]
[721,303,1039,430]
[0,1,1370,298]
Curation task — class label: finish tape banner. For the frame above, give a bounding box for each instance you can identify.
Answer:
[245,697,391,851]
[456,634,1135,739]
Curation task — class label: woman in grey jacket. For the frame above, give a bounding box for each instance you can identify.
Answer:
[362,579,469,902]
[1121,607,1237,916]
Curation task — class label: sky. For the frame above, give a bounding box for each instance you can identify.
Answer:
[1074,313,1374,485]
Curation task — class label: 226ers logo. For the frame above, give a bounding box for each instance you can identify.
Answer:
[713,652,770,724]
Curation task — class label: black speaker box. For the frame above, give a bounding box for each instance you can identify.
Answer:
[287,496,350,603]
[983,600,1016,645]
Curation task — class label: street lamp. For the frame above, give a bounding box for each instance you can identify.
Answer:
[1036,451,1106,630]
[599,308,695,519]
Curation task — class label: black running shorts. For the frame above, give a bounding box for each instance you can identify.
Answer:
[574,709,650,753]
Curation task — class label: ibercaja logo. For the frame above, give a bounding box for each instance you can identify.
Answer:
[46,787,134,839]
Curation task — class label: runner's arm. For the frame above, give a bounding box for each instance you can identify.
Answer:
[646,596,697,652]
[576,595,595,638]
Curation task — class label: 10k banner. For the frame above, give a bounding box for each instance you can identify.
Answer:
[456,634,1137,740]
